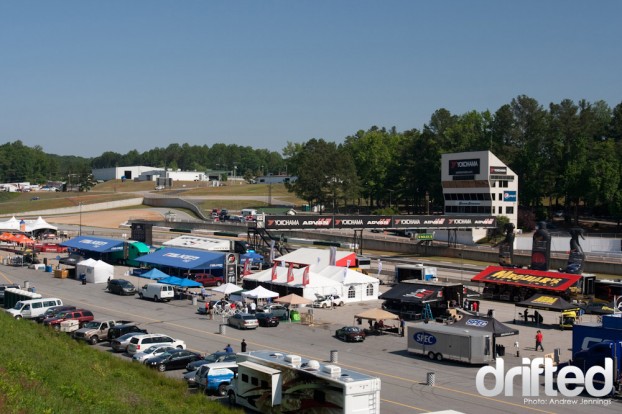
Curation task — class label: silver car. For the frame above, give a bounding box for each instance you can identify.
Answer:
[227,313,259,330]
[110,332,145,353]
[132,345,175,363]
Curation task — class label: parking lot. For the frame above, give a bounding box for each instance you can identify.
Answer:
[2,258,620,414]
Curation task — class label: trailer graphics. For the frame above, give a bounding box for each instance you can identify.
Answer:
[476,357,614,398]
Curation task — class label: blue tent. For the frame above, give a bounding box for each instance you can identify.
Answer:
[135,247,225,270]
[60,235,124,253]
[140,268,169,280]
[159,276,202,288]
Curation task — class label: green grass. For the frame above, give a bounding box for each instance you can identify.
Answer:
[0,313,240,414]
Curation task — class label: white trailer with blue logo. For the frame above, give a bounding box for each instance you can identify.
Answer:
[407,323,493,364]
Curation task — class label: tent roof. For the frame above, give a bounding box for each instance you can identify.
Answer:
[274,248,356,270]
[140,268,169,280]
[515,294,580,312]
[471,266,582,292]
[61,236,125,253]
[379,283,445,304]
[318,265,379,285]
[274,293,313,305]
[355,308,399,321]
[159,276,202,288]
[210,283,243,294]
[244,266,341,288]
[135,247,225,270]
[452,314,519,337]
[0,216,57,233]
[242,285,279,299]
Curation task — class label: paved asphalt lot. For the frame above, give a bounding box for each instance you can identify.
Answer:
[1,259,620,414]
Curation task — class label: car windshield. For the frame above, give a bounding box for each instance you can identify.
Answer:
[82,321,100,329]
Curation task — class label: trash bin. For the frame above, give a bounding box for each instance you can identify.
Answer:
[426,372,436,386]
[192,296,198,306]
[290,310,300,322]
[496,344,505,357]
[24,281,30,290]
[45,265,53,273]
[487,309,495,318]
[330,350,338,363]
[219,324,226,335]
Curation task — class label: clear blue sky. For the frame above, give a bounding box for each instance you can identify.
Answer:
[1,1,620,158]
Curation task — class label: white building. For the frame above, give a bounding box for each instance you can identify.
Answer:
[441,151,518,243]
[92,166,165,181]
[165,170,207,182]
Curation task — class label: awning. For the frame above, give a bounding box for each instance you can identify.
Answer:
[135,247,225,270]
[379,283,444,304]
[452,314,519,337]
[60,236,125,253]
[471,266,582,292]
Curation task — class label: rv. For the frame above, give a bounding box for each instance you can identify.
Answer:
[407,324,492,365]
[228,350,381,414]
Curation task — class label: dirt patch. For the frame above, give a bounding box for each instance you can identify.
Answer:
[47,209,164,229]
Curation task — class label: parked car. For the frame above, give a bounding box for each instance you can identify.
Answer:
[227,313,259,330]
[107,323,148,341]
[313,294,345,308]
[127,334,186,355]
[335,326,366,342]
[43,309,94,330]
[111,332,147,353]
[186,351,238,372]
[256,312,280,327]
[132,345,175,364]
[190,273,224,287]
[33,305,76,323]
[107,279,137,295]
[145,349,202,372]
[258,304,289,319]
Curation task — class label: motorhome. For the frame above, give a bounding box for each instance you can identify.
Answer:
[407,323,493,365]
[228,350,381,413]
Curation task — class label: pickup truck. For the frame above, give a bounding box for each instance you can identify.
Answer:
[73,320,132,345]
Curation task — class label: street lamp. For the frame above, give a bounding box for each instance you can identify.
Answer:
[79,202,83,236]
[388,189,394,210]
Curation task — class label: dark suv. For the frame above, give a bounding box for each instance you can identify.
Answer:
[107,324,148,341]
[107,279,137,295]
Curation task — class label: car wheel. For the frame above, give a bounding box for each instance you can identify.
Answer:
[321,303,327,308]
[158,364,166,372]
[338,302,344,307]
[176,345,183,349]
[89,336,99,345]
[139,293,143,299]
[154,295,159,302]
[216,281,222,287]
[436,353,443,362]
[228,391,236,405]
[428,352,435,360]
[217,383,228,397]
[54,324,60,331]
[15,315,22,320]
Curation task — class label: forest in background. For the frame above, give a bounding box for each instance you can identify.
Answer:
[2,95,622,222]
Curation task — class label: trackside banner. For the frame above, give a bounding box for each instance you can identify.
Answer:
[263,215,496,230]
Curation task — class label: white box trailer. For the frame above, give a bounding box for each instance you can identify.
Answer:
[407,324,493,365]
[228,350,381,414]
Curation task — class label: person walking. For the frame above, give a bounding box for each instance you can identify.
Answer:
[241,338,247,352]
[535,330,544,351]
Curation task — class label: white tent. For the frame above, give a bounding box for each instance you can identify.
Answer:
[77,259,114,284]
[244,266,348,302]
[318,266,380,303]
[0,216,58,233]
[242,285,279,299]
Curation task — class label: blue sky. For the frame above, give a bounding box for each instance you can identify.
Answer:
[1,1,620,158]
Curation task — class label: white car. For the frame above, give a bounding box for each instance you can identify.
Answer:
[312,294,345,308]
[126,334,186,355]
[132,345,175,364]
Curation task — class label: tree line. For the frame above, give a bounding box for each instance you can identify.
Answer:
[2,95,622,222]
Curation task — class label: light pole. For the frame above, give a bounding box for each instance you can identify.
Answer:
[459,252,464,281]
[79,202,83,236]
[388,189,394,210]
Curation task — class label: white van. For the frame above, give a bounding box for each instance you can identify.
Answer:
[6,298,63,320]
[138,283,174,302]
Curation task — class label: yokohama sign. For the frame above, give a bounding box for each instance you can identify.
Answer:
[263,215,496,230]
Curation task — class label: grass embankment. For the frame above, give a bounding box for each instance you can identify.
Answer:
[0,192,139,216]
[0,314,239,414]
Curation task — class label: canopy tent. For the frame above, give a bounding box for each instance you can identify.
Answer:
[76,259,114,284]
[139,268,170,280]
[135,247,225,270]
[379,283,445,304]
[158,276,202,288]
[242,285,279,300]
[354,308,399,322]
[274,293,313,306]
[274,247,357,270]
[210,283,243,295]
[61,236,125,253]
[452,313,519,337]
[516,294,580,312]
[0,216,57,234]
